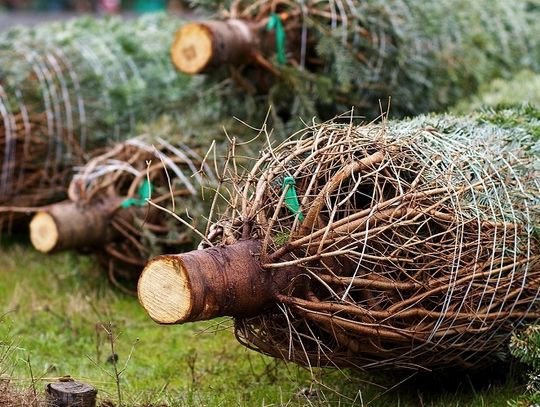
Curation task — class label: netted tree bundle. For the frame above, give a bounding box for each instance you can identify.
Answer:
[30,131,216,293]
[0,14,194,230]
[175,0,540,124]
[0,13,192,137]
[139,107,540,371]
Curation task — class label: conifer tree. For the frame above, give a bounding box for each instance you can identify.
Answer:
[173,0,540,126]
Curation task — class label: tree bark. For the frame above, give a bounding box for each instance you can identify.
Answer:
[138,239,303,324]
[45,381,97,407]
[171,20,261,74]
[30,198,122,253]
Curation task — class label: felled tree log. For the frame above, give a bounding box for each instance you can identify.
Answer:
[171,20,261,74]
[139,239,303,323]
[30,198,123,253]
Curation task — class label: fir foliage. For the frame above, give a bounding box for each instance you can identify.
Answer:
[0,13,194,145]
[0,14,224,223]
[455,70,540,113]
[510,325,540,405]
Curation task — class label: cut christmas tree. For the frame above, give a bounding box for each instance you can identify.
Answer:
[139,106,540,371]
[0,14,194,231]
[172,0,540,125]
[30,119,218,292]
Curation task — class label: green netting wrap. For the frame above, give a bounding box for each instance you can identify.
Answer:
[183,0,540,125]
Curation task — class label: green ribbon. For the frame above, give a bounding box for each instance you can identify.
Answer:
[282,176,303,221]
[121,179,152,208]
[266,13,287,65]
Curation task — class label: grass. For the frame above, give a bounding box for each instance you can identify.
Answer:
[0,235,529,406]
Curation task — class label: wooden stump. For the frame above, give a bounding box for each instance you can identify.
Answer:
[171,20,259,74]
[46,381,97,407]
[30,198,122,253]
[138,239,304,324]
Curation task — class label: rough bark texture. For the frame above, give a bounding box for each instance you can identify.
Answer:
[30,197,123,253]
[45,381,97,407]
[171,20,260,73]
[138,239,303,324]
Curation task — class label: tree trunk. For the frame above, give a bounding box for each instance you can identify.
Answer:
[45,381,97,407]
[30,198,122,253]
[138,239,303,324]
[171,20,261,74]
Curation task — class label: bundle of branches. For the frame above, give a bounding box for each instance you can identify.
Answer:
[171,0,540,125]
[509,325,540,405]
[0,14,194,230]
[139,106,540,371]
[30,130,216,292]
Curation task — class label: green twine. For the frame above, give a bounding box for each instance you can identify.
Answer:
[282,176,304,221]
[121,179,152,208]
[266,13,287,65]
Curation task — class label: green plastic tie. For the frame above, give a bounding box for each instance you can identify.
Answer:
[121,179,152,208]
[282,176,304,221]
[266,13,287,65]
